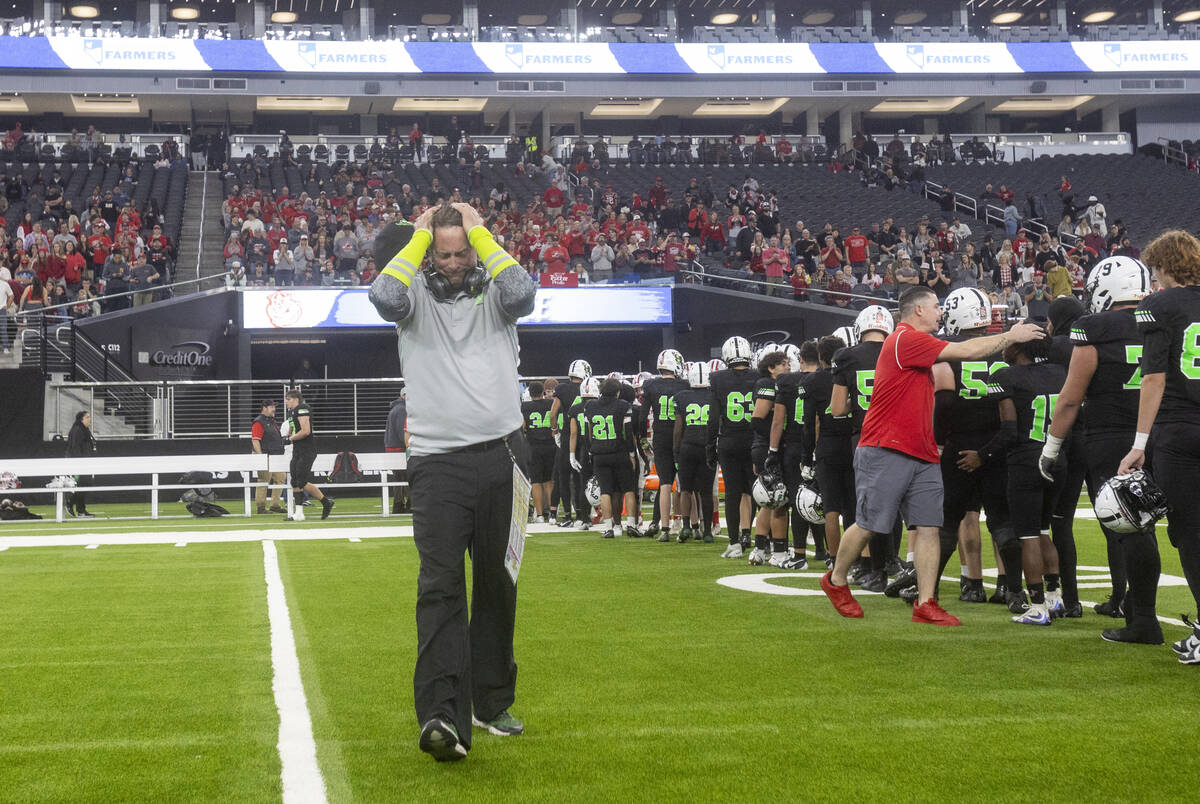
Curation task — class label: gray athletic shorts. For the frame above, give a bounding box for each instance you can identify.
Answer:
[852,445,944,533]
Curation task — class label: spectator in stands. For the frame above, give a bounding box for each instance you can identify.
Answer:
[225,259,247,289]
[129,254,159,307]
[1022,270,1051,318]
[819,234,844,274]
[589,235,614,282]
[927,257,953,300]
[939,185,956,222]
[701,211,726,256]
[997,184,1015,205]
[1113,237,1140,259]
[1003,200,1020,237]
[762,235,789,297]
[827,269,853,308]
[843,226,869,277]
[333,222,360,277]
[896,257,920,289]
[794,228,818,275]
[543,183,564,221]
[1044,259,1072,299]
[1026,192,1047,224]
[0,268,12,354]
[861,263,884,291]
[612,244,633,278]
[541,235,569,275]
[246,229,272,277]
[1083,224,1108,260]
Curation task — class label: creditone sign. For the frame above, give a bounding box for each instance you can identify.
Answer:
[5,36,1200,75]
[240,287,673,329]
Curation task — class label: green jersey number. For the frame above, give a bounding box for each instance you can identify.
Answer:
[685,403,709,427]
[792,397,805,425]
[1181,323,1200,381]
[1124,345,1143,391]
[960,361,1008,400]
[855,370,875,412]
[1028,394,1060,442]
[657,395,676,422]
[726,391,754,423]
[590,414,617,442]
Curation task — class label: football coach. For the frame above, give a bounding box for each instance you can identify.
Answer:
[370,203,536,762]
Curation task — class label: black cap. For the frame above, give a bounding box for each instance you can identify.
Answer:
[261,398,276,409]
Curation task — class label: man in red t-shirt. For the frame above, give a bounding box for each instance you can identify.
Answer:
[541,235,569,274]
[843,226,869,277]
[820,285,1044,626]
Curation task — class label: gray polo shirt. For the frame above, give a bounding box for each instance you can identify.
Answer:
[369,230,536,456]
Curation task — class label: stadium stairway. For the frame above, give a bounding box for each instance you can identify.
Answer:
[176,170,226,282]
[42,382,138,440]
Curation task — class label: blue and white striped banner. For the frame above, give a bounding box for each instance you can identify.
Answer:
[3,36,1199,75]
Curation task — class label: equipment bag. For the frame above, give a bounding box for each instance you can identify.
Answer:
[330,451,363,483]
[186,500,229,518]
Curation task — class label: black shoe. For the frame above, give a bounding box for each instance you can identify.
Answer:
[419,718,467,762]
[644,523,660,540]
[1101,622,1164,645]
[884,557,902,577]
[1094,596,1124,618]
[859,571,887,593]
[959,584,988,604]
[1007,589,1030,614]
[77,509,95,518]
[988,584,1008,605]
[899,586,919,605]
[1061,601,1083,618]
[884,566,917,598]
[321,497,335,520]
[66,504,76,517]
[847,558,871,585]
[601,529,615,539]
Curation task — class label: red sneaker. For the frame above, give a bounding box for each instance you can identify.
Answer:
[912,599,962,627]
[820,571,864,618]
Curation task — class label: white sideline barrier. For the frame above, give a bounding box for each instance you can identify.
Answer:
[0,452,407,523]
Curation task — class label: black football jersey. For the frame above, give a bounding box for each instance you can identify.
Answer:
[988,362,1068,458]
[751,376,777,447]
[1047,333,1074,369]
[553,380,581,432]
[806,368,853,459]
[707,367,758,446]
[521,398,555,443]
[1136,286,1200,425]
[942,336,1007,436]
[583,397,631,455]
[673,389,711,447]
[288,403,315,450]
[1070,308,1141,435]
[568,397,588,451]
[774,370,817,455]
[831,341,883,434]
[643,376,689,437]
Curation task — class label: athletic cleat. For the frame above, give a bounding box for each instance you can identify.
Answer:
[677,526,692,543]
[884,557,903,577]
[601,529,615,539]
[555,518,573,528]
[579,522,591,531]
[1094,596,1124,618]
[959,584,988,604]
[899,586,920,605]
[1061,601,1083,619]
[988,585,1008,605]
[721,542,744,559]
[1046,590,1066,619]
[655,530,671,543]
[472,710,524,736]
[846,559,871,585]
[813,551,831,565]
[321,496,335,520]
[959,575,970,596]
[824,555,835,570]
[912,599,962,626]
[419,718,467,762]
[779,555,809,571]
[820,571,864,618]
[1012,604,1052,626]
[766,552,793,569]
[740,538,752,551]
[1100,623,1164,645]
[624,524,643,538]
[1006,590,1030,615]
[747,547,768,566]
[644,523,661,540]
[884,567,918,598]
[859,571,888,594]
[702,531,714,544]
[1171,615,1200,656]
[1179,642,1200,665]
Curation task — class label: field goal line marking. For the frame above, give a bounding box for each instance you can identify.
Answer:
[262,539,329,804]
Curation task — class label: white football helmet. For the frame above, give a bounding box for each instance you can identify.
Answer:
[831,325,857,348]
[853,304,895,341]
[520,386,532,402]
[721,336,753,366]
[794,484,825,525]
[688,362,711,388]
[1093,471,1170,534]
[783,344,802,373]
[942,288,992,336]
[656,349,685,376]
[585,476,602,507]
[1085,256,1152,314]
[633,371,654,391]
[568,359,592,380]
[708,358,727,373]
[752,475,789,508]
[580,377,601,399]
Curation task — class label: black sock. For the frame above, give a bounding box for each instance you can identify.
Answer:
[999,543,1023,593]
[1045,573,1060,593]
[1123,531,1162,611]
[1028,582,1045,605]
[996,573,1008,591]
[1051,517,1078,605]
[771,537,788,553]
[740,528,751,545]
[754,533,768,550]
[682,516,691,529]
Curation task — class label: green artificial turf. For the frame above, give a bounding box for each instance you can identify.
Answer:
[0,510,1196,802]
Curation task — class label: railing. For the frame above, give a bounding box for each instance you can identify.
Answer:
[1156,137,1195,172]
[195,169,208,281]
[678,267,898,308]
[922,180,982,221]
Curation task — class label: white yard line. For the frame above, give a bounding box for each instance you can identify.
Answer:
[262,540,329,804]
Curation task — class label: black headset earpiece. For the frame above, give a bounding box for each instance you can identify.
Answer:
[426,267,488,302]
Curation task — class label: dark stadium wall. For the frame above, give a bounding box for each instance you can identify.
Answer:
[671,286,855,358]
[0,369,47,459]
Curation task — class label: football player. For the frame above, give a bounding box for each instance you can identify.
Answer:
[642,350,690,542]
[521,381,557,522]
[673,362,717,543]
[987,332,1067,625]
[549,359,590,527]
[1041,256,1159,641]
[568,377,601,530]
[808,334,854,562]
[1119,231,1200,663]
[929,288,1018,606]
[748,347,790,566]
[708,336,758,557]
[583,377,638,539]
[768,339,827,569]
[831,306,897,592]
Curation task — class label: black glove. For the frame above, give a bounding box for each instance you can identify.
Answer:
[705,444,718,470]
[763,450,781,477]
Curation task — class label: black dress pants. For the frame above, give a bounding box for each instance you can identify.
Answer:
[409,432,528,749]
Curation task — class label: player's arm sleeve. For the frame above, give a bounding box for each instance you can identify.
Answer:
[706,387,720,449]
[469,225,536,321]
[896,328,948,369]
[933,389,955,446]
[977,369,1015,463]
[1140,329,1171,376]
[369,228,431,324]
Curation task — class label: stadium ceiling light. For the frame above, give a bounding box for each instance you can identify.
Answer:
[517,14,549,25]
[893,11,928,26]
[991,12,1024,25]
[257,96,351,111]
[589,98,663,117]
[420,13,451,25]
[1175,9,1200,22]
[391,97,488,112]
[710,12,740,25]
[171,6,199,21]
[69,4,99,18]
[271,11,298,24]
[870,97,970,113]
[993,94,1094,111]
[1082,10,1116,23]
[611,12,643,25]
[800,11,835,25]
[694,97,787,116]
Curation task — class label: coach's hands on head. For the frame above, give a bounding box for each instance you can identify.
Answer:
[413,205,436,234]
[1006,322,1046,343]
[452,202,484,232]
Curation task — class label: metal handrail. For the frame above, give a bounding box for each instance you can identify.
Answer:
[678,267,898,307]
[195,168,208,280]
[10,273,230,322]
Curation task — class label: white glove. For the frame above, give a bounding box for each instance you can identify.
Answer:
[553,432,561,448]
[569,454,581,473]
